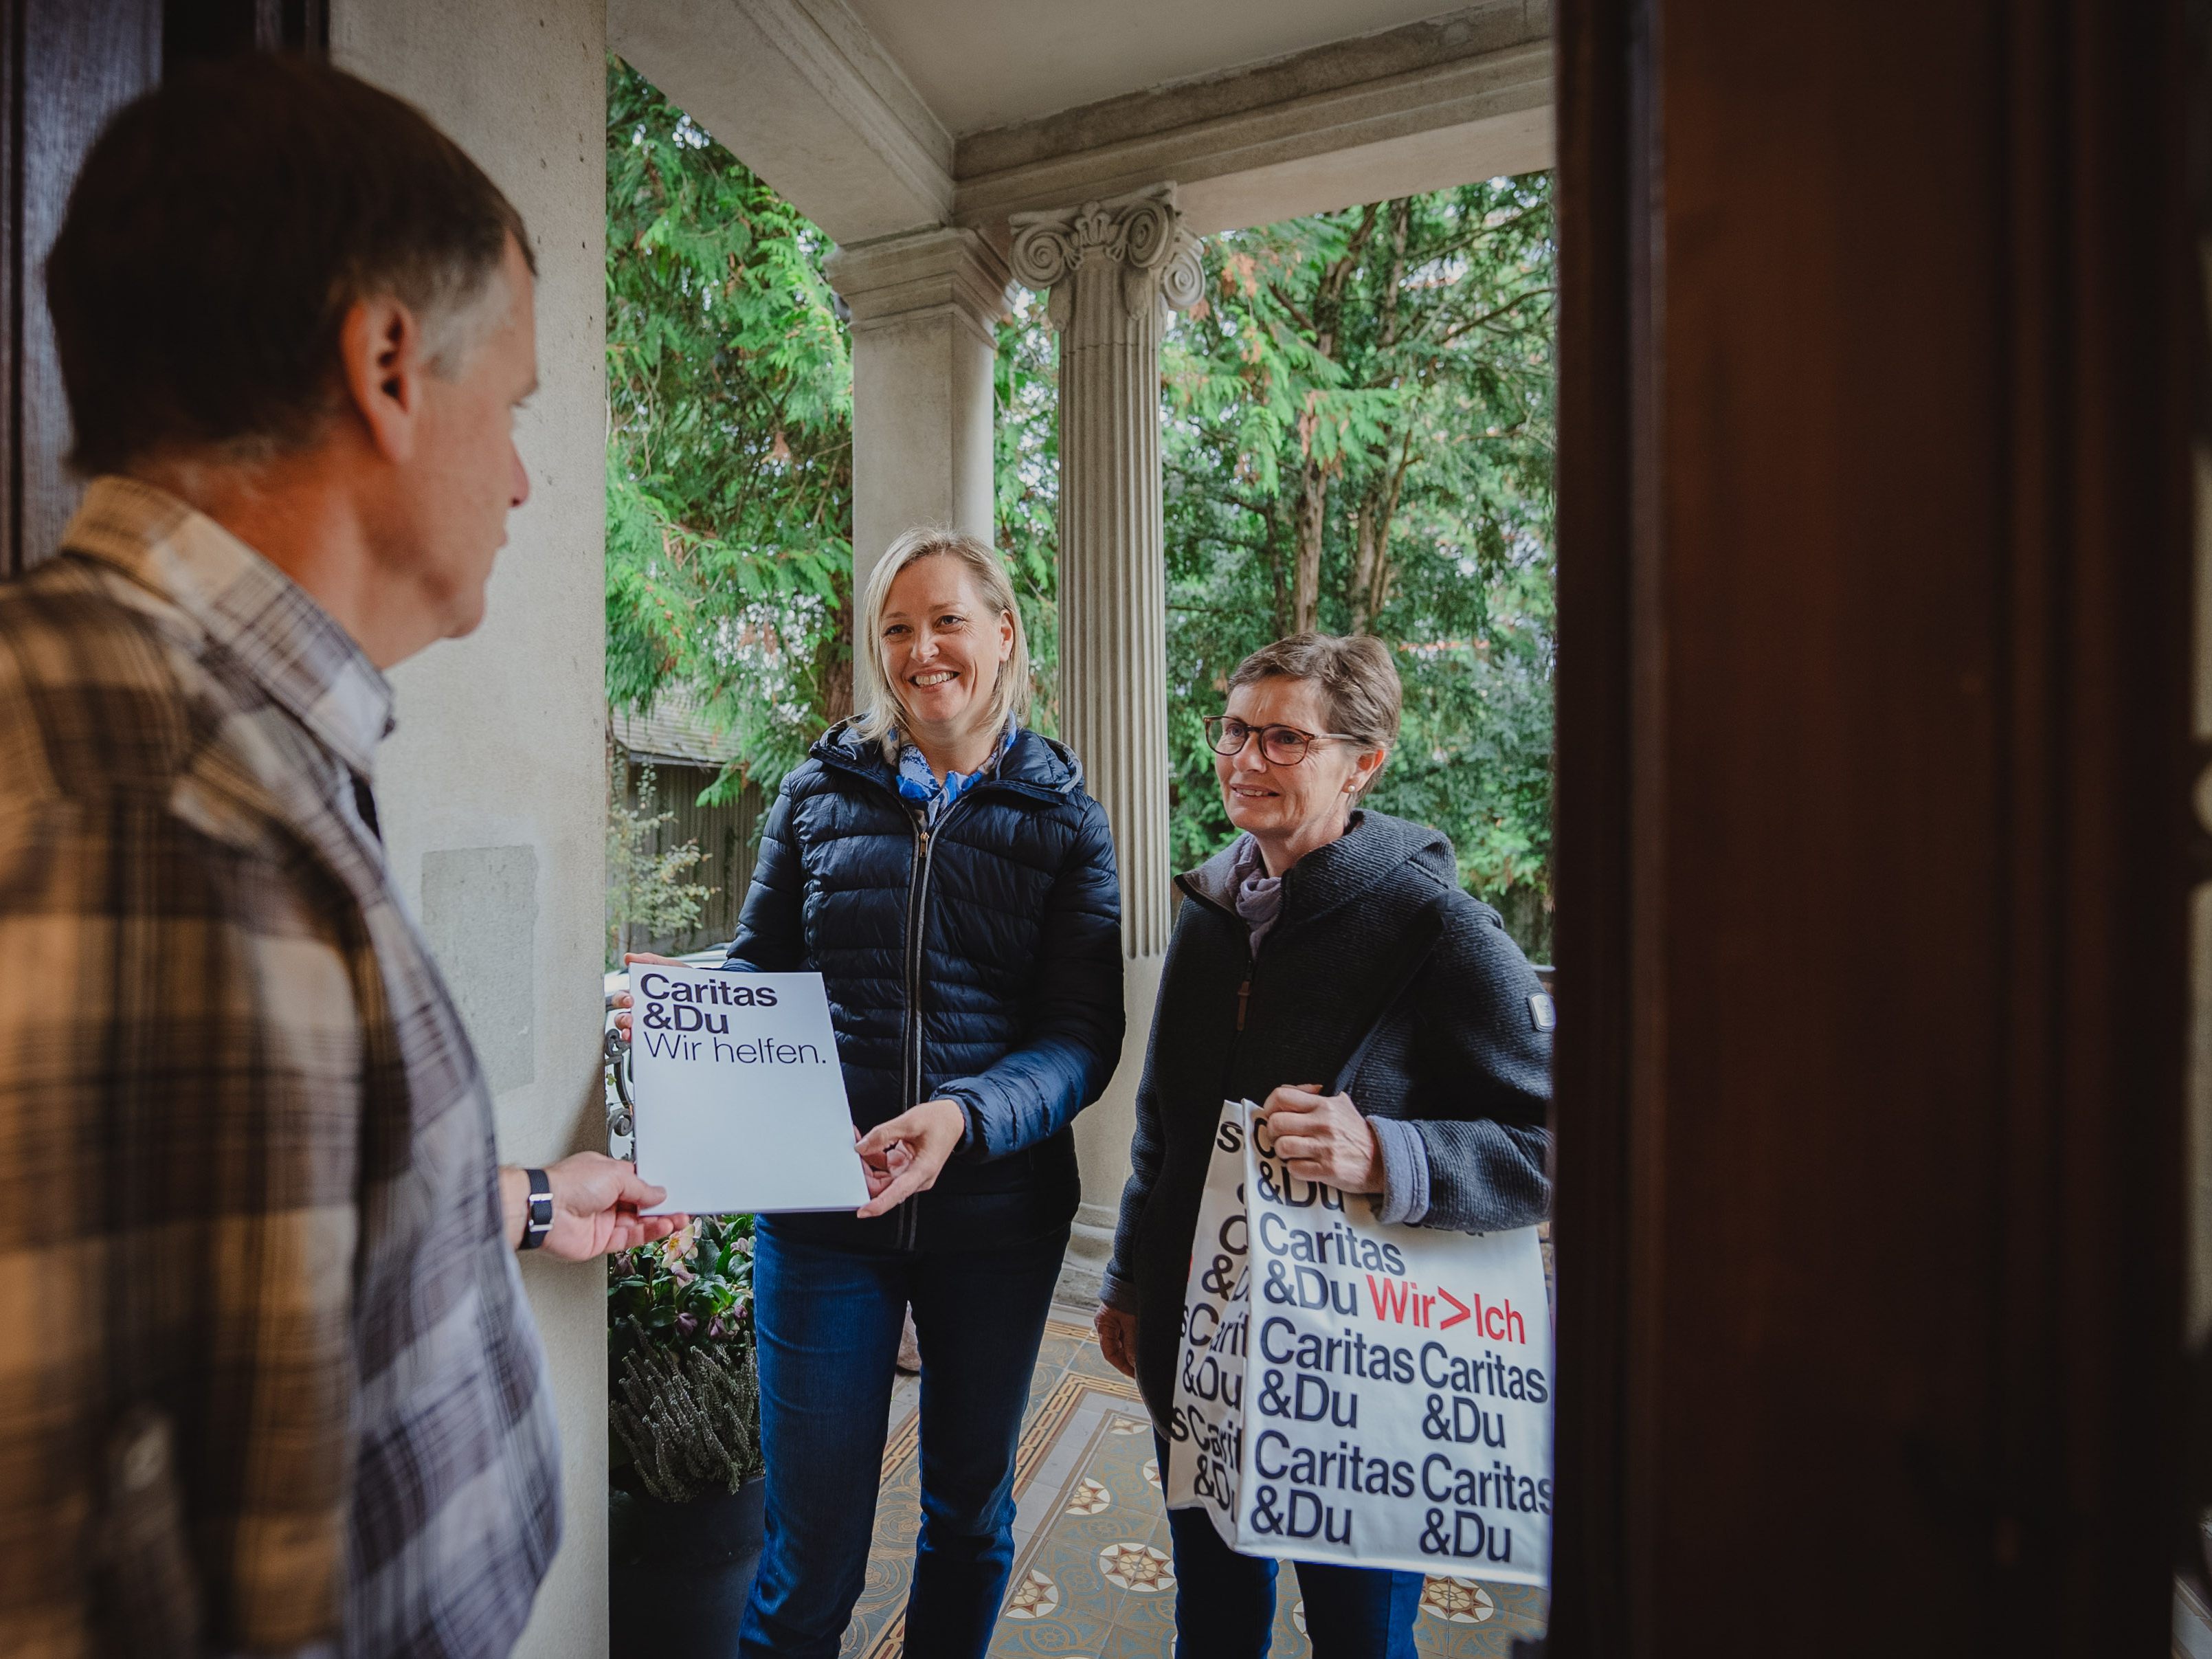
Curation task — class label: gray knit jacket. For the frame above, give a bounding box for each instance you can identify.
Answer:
[1102,810,1554,1425]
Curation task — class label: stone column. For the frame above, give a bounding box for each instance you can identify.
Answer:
[335,3,610,1653]
[822,227,1010,594]
[1009,185,1200,1302]
[1009,183,1203,957]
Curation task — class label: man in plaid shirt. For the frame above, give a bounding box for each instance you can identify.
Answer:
[0,58,684,1657]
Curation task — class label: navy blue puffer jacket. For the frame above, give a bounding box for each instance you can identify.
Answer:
[723,720,1125,1252]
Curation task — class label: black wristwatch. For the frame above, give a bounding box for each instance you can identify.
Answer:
[519,1167,553,1251]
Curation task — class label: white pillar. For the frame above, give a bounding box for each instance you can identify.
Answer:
[823,227,1009,593]
[333,2,610,1654]
[1009,184,1202,957]
[1009,185,1200,1301]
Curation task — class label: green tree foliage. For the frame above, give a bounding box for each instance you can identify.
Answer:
[994,290,1063,736]
[1001,179,1558,955]
[605,56,853,795]
[603,50,1556,956]
[606,754,711,968]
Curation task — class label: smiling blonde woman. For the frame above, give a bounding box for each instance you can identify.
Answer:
[852,526,1031,760]
[702,526,1123,1658]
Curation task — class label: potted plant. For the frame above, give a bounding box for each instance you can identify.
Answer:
[607,1214,765,1658]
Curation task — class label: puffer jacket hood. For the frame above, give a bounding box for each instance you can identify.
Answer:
[723,720,1125,1253]
[809,716,1089,802]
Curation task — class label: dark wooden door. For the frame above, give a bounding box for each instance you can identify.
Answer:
[1549,2,2191,1654]
[0,0,324,577]
[0,0,159,575]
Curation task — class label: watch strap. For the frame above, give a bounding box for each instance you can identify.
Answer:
[519,1167,553,1251]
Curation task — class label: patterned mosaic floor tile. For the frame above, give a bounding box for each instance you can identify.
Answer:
[843,1315,1549,1658]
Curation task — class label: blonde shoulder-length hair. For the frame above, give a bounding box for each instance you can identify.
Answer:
[852,527,1031,757]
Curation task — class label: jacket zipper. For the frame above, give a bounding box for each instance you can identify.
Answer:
[892,790,982,1252]
[896,810,930,1251]
[1226,960,1261,1100]
[1179,878,1262,1096]
[807,739,1064,1248]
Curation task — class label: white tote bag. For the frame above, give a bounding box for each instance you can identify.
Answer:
[1168,1098,1552,1583]
[1163,1100,1258,1526]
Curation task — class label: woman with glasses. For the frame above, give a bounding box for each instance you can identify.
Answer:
[1094,632,1553,1658]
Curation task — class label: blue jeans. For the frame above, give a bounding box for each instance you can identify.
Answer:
[737,1222,1069,1658]
[1164,1493,1422,1658]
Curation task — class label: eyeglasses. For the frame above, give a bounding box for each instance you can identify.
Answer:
[1202,715,1362,766]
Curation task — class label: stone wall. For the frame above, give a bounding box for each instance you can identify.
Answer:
[331,4,612,1654]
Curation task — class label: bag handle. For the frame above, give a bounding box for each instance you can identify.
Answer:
[1324,900,1446,1098]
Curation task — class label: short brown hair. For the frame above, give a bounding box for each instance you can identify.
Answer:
[45,54,533,474]
[1227,632,1403,757]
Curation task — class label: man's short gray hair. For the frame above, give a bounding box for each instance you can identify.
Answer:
[46,54,533,475]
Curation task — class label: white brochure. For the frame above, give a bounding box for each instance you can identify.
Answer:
[627,961,868,1216]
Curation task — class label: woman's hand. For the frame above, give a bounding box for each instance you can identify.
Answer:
[609,951,685,1040]
[1261,1084,1385,1194]
[853,1098,968,1218]
[1095,1305,1139,1378]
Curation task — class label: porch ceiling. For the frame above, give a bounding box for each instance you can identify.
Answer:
[842,0,1461,137]
[609,0,1553,248]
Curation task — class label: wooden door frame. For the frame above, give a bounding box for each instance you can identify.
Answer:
[0,0,326,578]
[1548,3,2193,1651]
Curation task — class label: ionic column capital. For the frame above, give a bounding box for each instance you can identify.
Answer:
[1008,183,1205,328]
[823,225,1012,352]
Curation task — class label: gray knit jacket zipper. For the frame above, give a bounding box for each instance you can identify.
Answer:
[1175,876,1260,1101]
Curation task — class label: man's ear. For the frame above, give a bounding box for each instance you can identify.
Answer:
[337,294,426,464]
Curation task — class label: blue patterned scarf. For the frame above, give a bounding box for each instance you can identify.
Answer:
[895,720,1018,825]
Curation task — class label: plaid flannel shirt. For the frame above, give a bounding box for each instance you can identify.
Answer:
[0,479,559,1657]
